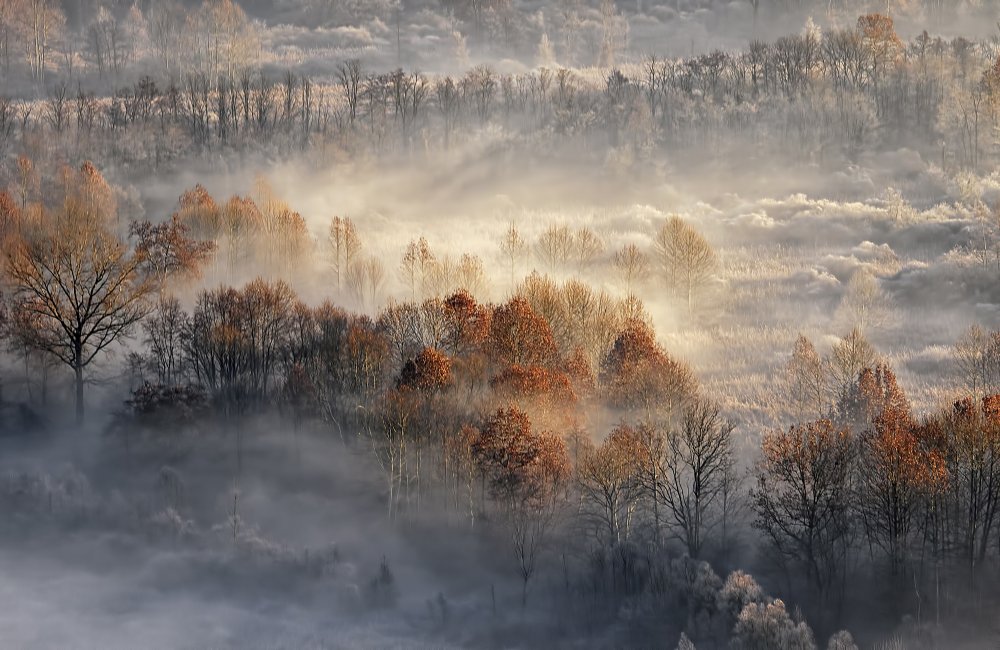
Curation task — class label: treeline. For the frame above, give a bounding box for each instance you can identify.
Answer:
[2,12,1000,178]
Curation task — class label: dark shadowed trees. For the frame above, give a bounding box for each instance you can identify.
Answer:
[6,206,153,424]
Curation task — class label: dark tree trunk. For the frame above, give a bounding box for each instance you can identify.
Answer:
[74,362,84,426]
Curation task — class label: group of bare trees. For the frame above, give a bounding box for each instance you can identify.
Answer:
[0,0,258,84]
[2,13,1000,174]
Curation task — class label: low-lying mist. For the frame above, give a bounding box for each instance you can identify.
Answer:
[5,1,1000,648]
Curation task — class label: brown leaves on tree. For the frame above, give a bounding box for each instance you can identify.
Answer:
[753,419,855,603]
[600,319,697,415]
[398,347,453,392]
[490,364,576,406]
[488,297,558,369]
[130,214,217,291]
[837,362,909,430]
[442,290,491,356]
[472,407,569,504]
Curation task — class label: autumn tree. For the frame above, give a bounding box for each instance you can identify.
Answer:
[487,297,559,368]
[653,216,717,314]
[942,396,1000,568]
[442,290,490,356]
[856,14,902,104]
[856,399,943,582]
[578,423,644,547]
[600,319,697,418]
[752,420,856,614]
[130,215,216,294]
[836,362,908,431]
[558,279,620,365]
[6,207,153,424]
[473,407,570,606]
[171,188,218,251]
[398,347,452,392]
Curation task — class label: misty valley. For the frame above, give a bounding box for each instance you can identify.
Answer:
[4,0,1000,648]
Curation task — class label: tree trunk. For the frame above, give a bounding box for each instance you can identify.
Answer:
[74,362,84,426]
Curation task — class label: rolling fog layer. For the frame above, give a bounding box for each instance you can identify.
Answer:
[4,0,1000,648]
[3,144,989,646]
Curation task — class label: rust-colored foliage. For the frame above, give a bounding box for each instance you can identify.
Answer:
[856,14,903,66]
[68,161,117,223]
[179,184,218,212]
[839,362,910,429]
[600,320,697,413]
[759,420,854,478]
[473,407,538,498]
[983,55,1000,94]
[443,290,491,355]
[0,190,23,254]
[398,347,453,392]
[472,407,570,503]
[130,214,217,289]
[858,401,947,573]
[489,364,577,405]
[488,297,559,368]
[176,184,224,240]
[753,419,855,600]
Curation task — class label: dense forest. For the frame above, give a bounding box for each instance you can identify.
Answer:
[4,1,1000,648]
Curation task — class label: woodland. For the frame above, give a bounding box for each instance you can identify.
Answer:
[3,0,1000,648]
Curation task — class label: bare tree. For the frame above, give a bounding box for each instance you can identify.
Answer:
[6,208,153,424]
[837,267,889,332]
[954,325,1000,397]
[787,334,827,421]
[338,59,362,124]
[829,328,877,403]
[328,216,362,291]
[653,216,717,315]
[574,227,604,270]
[613,243,648,291]
[536,224,574,271]
[499,222,527,285]
[661,399,737,558]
